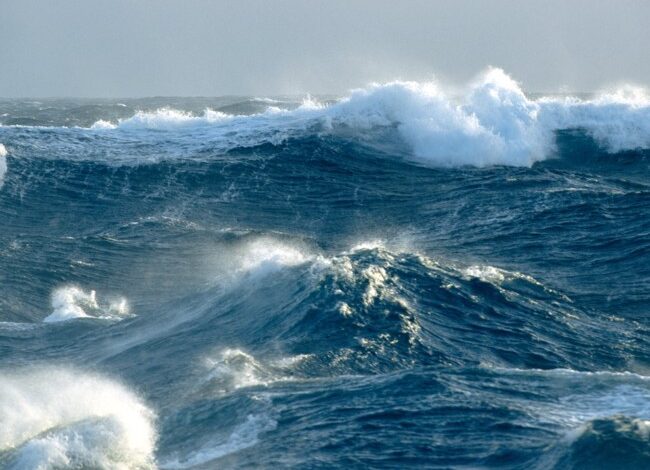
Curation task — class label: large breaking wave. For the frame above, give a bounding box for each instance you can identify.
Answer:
[32,68,645,167]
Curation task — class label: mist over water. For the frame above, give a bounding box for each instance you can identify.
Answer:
[0,69,649,468]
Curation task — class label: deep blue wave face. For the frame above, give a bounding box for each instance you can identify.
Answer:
[0,74,649,469]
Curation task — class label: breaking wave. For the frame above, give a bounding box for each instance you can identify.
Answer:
[44,286,130,323]
[64,68,650,166]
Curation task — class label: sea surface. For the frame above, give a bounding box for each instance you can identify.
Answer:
[0,69,649,469]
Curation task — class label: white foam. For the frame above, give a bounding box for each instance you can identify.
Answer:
[237,239,311,274]
[0,143,7,189]
[162,349,289,467]
[44,286,130,323]
[0,367,156,469]
[464,265,507,284]
[539,91,650,152]
[89,119,116,130]
[461,263,570,302]
[94,105,317,155]
[217,238,325,283]
[361,265,389,307]
[116,108,230,130]
[350,240,386,252]
[564,415,650,447]
[331,68,650,166]
[162,413,276,469]
[328,70,550,166]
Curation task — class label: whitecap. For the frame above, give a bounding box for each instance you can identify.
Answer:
[236,238,313,276]
[210,236,327,284]
[116,108,230,130]
[43,286,130,323]
[89,119,116,130]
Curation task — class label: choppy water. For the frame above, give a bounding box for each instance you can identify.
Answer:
[0,69,649,469]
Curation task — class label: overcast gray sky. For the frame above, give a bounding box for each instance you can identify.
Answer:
[1,0,649,97]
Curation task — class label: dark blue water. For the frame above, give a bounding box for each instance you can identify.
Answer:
[0,77,649,469]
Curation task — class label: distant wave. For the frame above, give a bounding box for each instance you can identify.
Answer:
[60,68,649,167]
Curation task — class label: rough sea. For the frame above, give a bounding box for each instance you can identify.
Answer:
[0,69,649,469]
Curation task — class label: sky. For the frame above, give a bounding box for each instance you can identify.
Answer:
[1,0,649,97]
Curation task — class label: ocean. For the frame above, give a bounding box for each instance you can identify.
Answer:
[0,68,649,469]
